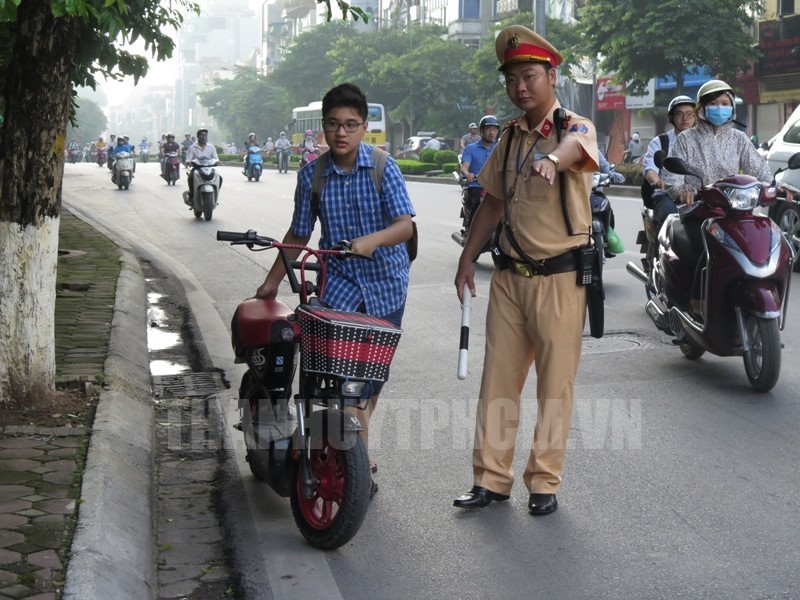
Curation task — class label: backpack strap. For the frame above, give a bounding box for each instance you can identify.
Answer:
[310,147,390,217]
[658,133,669,156]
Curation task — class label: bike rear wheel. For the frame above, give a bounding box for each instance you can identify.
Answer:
[290,428,370,550]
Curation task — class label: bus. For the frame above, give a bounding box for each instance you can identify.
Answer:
[291,101,388,150]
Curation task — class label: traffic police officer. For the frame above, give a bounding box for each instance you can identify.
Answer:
[453,25,598,516]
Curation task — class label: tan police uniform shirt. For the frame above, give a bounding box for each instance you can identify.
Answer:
[478,100,599,261]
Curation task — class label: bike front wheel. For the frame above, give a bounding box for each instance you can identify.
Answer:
[290,429,370,550]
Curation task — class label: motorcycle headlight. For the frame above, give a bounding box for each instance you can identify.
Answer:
[720,183,761,211]
[592,173,601,188]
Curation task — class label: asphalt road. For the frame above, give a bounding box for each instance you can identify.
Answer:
[62,161,800,600]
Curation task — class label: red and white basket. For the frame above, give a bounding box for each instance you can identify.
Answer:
[297,306,402,381]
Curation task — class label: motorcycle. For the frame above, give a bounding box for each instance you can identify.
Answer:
[590,168,626,258]
[139,146,150,163]
[626,154,800,392]
[276,147,291,174]
[67,147,81,164]
[96,147,107,168]
[217,230,401,549]
[161,151,181,186]
[110,151,134,190]
[242,145,264,182]
[183,157,221,221]
[299,147,319,169]
[450,171,499,261]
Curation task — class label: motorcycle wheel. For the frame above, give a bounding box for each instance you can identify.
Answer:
[290,426,370,550]
[255,169,261,182]
[743,315,781,393]
[241,373,266,481]
[679,339,705,360]
[774,201,800,273]
[193,208,202,219]
[202,191,214,221]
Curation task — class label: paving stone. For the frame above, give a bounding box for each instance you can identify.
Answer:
[0,515,26,529]
[0,583,35,598]
[45,448,76,460]
[26,593,57,600]
[47,439,82,448]
[0,472,37,485]
[0,499,31,515]
[30,515,64,528]
[0,548,20,565]
[157,563,203,585]
[0,488,32,501]
[27,550,60,571]
[0,568,16,585]
[0,531,25,550]
[15,509,46,518]
[0,449,45,461]
[35,500,73,516]
[159,542,217,566]
[0,460,40,472]
[41,468,76,486]
[0,439,42,450]
[18,496,46,504]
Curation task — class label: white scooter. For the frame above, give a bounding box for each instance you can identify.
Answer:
[111,151,134,190]
[183,157,222,221]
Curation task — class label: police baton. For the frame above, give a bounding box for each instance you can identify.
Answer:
[457,283,471,380]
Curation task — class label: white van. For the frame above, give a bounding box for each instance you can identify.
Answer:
[762,105,800,269]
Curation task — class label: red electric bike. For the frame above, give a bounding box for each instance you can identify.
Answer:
[217,230,402,549]
[627,154,800,392]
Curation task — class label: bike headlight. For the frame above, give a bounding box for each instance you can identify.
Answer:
[340,381,366,397]
[720,183,761,211]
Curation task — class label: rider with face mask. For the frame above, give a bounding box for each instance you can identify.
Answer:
[663,80,781,207]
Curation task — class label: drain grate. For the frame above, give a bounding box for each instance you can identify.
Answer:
[153,372,225,399]
[582,332,659,355]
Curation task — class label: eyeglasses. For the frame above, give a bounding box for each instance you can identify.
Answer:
[323,119,365,133]
[674,111,695,120]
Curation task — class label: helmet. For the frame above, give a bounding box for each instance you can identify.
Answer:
[267,137,273,141]
[248,132,256,139]
[280,131,286,136]
[468,122,478,129]
[305,129,313,136]
[166,132,174,139]
[142,137,147,141]
[197,127,208,136]
[697,79,734,105]
[668,95,695,115]
[479,115,500,129]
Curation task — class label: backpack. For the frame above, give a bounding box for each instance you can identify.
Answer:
[640,133,670,208]
[310,146,417,261]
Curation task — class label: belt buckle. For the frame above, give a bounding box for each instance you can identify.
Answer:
[514,261,533,278]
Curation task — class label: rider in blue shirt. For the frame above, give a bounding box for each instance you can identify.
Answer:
[112,136,135,155]
[459,115,500,231]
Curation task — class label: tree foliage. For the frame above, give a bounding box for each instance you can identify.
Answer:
[66,96,108,147]
[577,0,763,93]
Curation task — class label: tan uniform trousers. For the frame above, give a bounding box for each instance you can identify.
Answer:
[473,267,585,495]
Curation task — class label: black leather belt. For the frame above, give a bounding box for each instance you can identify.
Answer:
[499,249,578,277]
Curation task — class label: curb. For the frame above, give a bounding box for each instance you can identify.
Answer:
[61,234,156,599]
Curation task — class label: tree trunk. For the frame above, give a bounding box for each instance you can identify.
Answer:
[0,0,79,402]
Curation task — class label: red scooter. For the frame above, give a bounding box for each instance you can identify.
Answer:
[627,154,800,392]
[217,230,402,549]
[161,151,181,186]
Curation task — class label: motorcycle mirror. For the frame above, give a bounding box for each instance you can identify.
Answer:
[787,152,800,170]
[663,156,705,189]
[653,150,666,169]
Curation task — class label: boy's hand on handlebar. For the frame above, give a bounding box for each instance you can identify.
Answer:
[350,237,377,258]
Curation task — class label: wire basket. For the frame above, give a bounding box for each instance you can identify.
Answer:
[297,306,402,381]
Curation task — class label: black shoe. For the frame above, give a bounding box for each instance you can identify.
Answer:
[369,479,378,500]
[528,493,558,516]
[453,485,509,509]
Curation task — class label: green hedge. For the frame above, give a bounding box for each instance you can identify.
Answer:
[418,148,436,164]
[219,153,241,162]
[435,150,459,168]
[441,162,459,174]
[396,160,439,175]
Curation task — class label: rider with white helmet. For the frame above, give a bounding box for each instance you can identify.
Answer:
[642,94,696,227]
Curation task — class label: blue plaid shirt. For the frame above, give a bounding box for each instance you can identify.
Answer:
[291,143,415,317]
